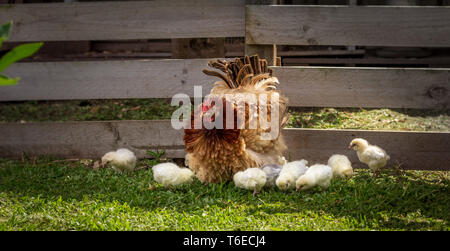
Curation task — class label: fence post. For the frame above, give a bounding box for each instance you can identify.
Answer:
[245,0,280,65]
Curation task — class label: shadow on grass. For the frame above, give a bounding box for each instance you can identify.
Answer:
[0,157,448,230]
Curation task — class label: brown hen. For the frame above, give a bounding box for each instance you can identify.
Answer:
[184,55,289,183]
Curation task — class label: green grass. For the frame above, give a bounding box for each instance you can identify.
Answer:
[1,100,448,132]
[0,157,448,231]
[287,107,450,132]
[0,99,178,122]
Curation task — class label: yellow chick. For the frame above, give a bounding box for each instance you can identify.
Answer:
[276,160,309,191]
[295,164,333,191]
[233,168,267,196]
[101,148,136,173]
[349,138,390,176]
[328,154,354,178]
[152,162,194,187]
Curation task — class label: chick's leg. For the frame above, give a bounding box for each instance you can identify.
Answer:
[253,187,260,197]
[372,169,380,178]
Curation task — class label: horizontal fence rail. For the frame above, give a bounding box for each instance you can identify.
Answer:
[246,5,450,47]
[2,60,449,109]
[0,120,448,171]
[5,3,450,47]
[273,66,450,109]
[1,59,213,100]
[0,0,245,42]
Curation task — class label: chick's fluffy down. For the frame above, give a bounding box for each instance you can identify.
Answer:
[350,138,390,172]
[260,164,282,187]
[101,148,136,173]
[296,164,333,191]
[276,160,309,190]
[233,168,267,192]
[152,163,194,187]
[328,154,353,178]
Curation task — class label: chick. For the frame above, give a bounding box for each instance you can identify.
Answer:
[295,164,333,191]
[101,148,136,173]
[276,159,309,191]
[260,164,282,187]
[328,154,354,178]
[152,162,194,187]
[279,156,287,166]
[349,138,390,176]
[233,168,267,196]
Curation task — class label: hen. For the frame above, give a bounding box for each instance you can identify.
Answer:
[184,55,289,183]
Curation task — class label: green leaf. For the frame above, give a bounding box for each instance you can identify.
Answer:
[146,149,166,159]
[0,42,43,72]
[0,21,13,48]
[0,74,19,86]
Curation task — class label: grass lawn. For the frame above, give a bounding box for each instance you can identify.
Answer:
[0,157,448,231]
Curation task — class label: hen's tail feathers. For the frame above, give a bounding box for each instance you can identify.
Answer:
[280,112,290,128]
[202,55,273,89]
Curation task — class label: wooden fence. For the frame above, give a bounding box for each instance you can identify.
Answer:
[0,0,449,170]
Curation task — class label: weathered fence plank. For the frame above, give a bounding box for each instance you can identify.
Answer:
[281,56,450,66]
[246,5,450,47]
[0,120,448,171]
[2,61,449,109]
[1,59,214,100]
[0,0,245,42]
[0,120,187,160]
[273,66,450,109]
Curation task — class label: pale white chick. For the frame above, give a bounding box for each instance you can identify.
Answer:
[233,168,267,196]
[276,159,309,191]
[295,164,333,191]
[101,148,136,173]
[260,164,282,187]
[349,138,390,176]
[152,162,194,187]
[328,154,354,178]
